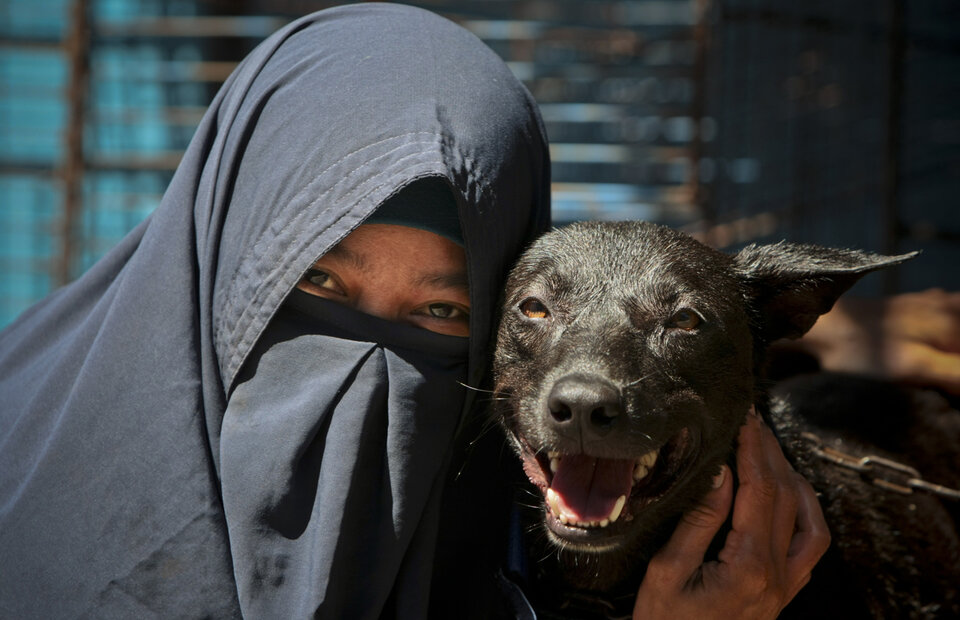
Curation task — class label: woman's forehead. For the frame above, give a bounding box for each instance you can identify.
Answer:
[321,224,468,290]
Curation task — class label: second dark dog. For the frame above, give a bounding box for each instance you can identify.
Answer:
[492,221,960,618]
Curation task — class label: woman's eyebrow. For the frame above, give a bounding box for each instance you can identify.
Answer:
[414,270,469,292]
[322,244,367,271]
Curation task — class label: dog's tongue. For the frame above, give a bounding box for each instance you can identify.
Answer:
[550,454,634,522]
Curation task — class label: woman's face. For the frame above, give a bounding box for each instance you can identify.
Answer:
[297,224,470,337]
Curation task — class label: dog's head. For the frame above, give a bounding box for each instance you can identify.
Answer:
[493,221,913,562]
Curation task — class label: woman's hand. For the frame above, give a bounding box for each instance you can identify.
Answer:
[633,410,830,620]
[796,289,960,395]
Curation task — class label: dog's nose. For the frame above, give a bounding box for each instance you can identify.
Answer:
[547,374,622,436]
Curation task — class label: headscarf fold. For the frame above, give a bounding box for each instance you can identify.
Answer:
[0,4,549,617]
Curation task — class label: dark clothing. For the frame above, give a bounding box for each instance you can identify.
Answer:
[0,4,549,618]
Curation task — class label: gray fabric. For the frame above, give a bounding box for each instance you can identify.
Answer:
[223,290,470,617]
[0,4,550,618]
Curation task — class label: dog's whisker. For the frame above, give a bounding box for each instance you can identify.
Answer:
[466,419,504,446]
[461,415,510,452]
[536,541,560,564]
[516,486,540,500]
[456,381,497,394]
[473,416,498,434]
[622,373,653,388]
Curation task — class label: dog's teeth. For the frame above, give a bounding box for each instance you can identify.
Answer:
[546,488,566,523]
[639,449,658,469]
[633,449,658,481]
[550,457,560,473]
[547,451,559,459]
[546,488,559,512]
[609,495,626,523]
[633,464,648,482]
[599,518,610,528]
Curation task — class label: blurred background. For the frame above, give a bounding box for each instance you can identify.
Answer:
[1,0,958,326]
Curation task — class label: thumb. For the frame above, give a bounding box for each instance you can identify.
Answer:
[648,465,733,585]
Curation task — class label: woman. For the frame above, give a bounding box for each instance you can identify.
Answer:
[0,4,824,618]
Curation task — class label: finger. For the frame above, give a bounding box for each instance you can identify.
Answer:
[731,411,777,544]
[757,420,800,558]
[648,464,733,586]
[785,475,830,578]
[782,475,830,605]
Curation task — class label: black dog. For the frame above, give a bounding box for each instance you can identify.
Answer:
[492,221,960,618]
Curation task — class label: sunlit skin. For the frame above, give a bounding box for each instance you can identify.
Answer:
[296,223,470,337]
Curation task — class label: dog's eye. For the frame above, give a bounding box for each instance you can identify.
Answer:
[519,298,550,320]
[668,308,701,330]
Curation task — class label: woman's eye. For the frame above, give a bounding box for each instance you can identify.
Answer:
[427,303,465,319]
[413,302,470,336]
[304,268,343,293]
[519,298,549,319]
[668,308,701,330]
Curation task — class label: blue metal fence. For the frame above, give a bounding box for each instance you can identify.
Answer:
[2,0,958,326]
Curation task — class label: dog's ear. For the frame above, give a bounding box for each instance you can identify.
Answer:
[733,242,917,343]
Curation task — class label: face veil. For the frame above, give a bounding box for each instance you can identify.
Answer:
[222,291,471,617]
[0,4,549,619]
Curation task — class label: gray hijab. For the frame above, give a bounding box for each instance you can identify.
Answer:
[0,4,549,618]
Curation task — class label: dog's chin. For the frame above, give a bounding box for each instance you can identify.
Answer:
[513,426,701,554]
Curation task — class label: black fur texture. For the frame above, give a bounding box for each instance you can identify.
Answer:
[492,220,959,618]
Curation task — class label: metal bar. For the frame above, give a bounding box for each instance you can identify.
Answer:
[59,0,89,287]
[87,60,238,83]
[92,16,288,39]
[882,0,905,294]
[0,37,63,50]
[719,6,960,55]
[0,163,59,175]
[87,153,184,171]
[87,105,207,126]
[689,0,713,238]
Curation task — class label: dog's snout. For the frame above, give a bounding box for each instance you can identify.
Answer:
[546,374,622,436]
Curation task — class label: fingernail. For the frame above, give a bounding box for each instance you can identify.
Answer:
[712,466,726,488]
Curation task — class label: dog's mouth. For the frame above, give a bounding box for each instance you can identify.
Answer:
[516,427,698,549]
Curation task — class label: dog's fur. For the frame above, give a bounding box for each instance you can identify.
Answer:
[492,221,960,618]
